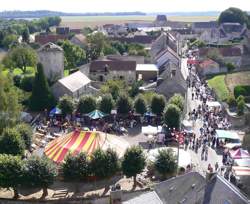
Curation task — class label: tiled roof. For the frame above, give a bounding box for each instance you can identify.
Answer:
[35,34,67,45]
[90,60,136,72]
[37,42,63,52]
[193,21,218,29]
[199,59,218,68]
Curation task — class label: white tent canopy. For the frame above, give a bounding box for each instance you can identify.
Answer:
[232,166,250,176]
[146,147,191,168]
[234,159,250,167]
[207,101,221,109]
[142,125,158,135]
[216,130,240,140]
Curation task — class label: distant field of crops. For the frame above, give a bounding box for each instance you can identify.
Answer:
[60,15,218,28]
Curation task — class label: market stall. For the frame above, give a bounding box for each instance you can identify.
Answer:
[44,130,129,163]
[216,130,241,147]
[230,148,250,160]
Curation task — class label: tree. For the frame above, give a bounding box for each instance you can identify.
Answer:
[22,27,30,43]
[0,154,24,198]
[134,94,147,115]
[57,40,86,70]
[16,123,33,150]
[226,63,235,72]
[90,148,119,179]
[3,45,37,73]
[23,156,57,197]
[129,80,143,97]
[154,149,177,178]
[164,104,181,129]
[77,95,96,114]
[151,95,166,115]
[0,68,21,133]
[99,94,114,114]
[0,128,25,156]
[168,94,185,112]
[58,95,74,117]
[87,32,107,60]
[29,63,55,111]
[237,97,245,116]
[101,80,127,100]
[218,7,250,27]
[2,34,18,48]
[122,146,146,186]
[62,152,90,181]
[116,94,132,115]
[227,95,237,108]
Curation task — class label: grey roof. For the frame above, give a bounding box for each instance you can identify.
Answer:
[203,174,250,204]
[123,191,163,204]
[193,21,218,29]
[155,172,206,204]
[57,71,91,93]
[37,42,63,52]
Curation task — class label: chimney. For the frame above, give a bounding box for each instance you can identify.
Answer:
[110,184,122,204]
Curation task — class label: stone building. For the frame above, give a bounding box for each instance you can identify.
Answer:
[89,60,136,84]
[37,42,64,82]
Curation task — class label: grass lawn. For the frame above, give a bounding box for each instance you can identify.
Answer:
[207,74,229,101]
[2,67,35,77]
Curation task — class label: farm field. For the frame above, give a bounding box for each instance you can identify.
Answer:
[60,15,218,28]
[207,71,250,101]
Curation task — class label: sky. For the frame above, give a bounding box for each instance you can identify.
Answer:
[0,0,250,13]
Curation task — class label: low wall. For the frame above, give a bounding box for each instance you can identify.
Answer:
[226,109,246,128]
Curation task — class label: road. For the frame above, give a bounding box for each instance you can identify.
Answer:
[183,58,222,176]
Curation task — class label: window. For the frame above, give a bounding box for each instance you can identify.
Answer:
[119,76,124,80]
[171,70,176,78]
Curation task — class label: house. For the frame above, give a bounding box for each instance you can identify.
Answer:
[192,21,218,33]
[199,47,242,67]
[136,64,158,81]
[52,71,97,100]
[56,27,70,35]
[123,172,250,204]
[156,61,187,99]
[70,34,87,48]
[69,28,82,34]
[106,55,145,64]
[110,35,156,46]
[219,23,247,41]
[150,32,178,57]
[154,15,167,27]
[37,42,64,82]
[198,59,220,76]
[154,46,180,70]
[35,33,67,45]
[89,59,136,84]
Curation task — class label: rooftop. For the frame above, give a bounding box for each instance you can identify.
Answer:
[57,71,91,92]
[136,64,158,72]
[90,60,136,72]
[37,42,63,52]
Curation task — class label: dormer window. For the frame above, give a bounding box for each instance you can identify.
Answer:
[171,70,176,78]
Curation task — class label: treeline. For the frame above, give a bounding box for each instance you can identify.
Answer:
[0,10,146,18]
[0,16,61,48]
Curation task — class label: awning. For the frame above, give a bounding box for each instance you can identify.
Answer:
[44,130,129,163]
[216,130,240,140]
[49,107,62,117]
[231,149,250,159]
[187,59,198,65]
[234,159,250,167]
[232,166,250,176]
[142,125,158,135]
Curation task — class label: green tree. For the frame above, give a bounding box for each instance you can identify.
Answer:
[57,40,86,70]
[90,148,119,179]
[3,45,37,73]
[23,156,57,197]
[77,95,96,114]
[129,80,143,97]
[226,63,235,72]
[29,63,55,111]
[164,104,181,129]
[0,154,24,198]
[134,94,147,115]
[168,94,184,112]
[87,32,107,60]
[101,80,127,100]
[122,146,146,186]
[218,7,250,27]
[227,95,237,108]
[237,98,245,116]
[62,152,90,181]
[16,123,33,150]
[0,128,25,156]
[0,68,21,132]
[2,34,18,48]
[22,27,30,43]
[116,94,132,115]
[99,94,114,114]
[58,95,74,117]
[151,95,166,115]
[154,149,177,179]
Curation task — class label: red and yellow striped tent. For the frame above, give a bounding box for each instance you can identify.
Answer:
[44,130,129,163]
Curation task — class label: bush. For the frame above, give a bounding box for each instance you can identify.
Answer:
[116,94,132,115]
[227,95,237,108]
[16,123,33,149]
[168,94,184,112]
[151,95,166,115]
[13,75,22,87]
[164,104,181,129]
[20,76,34,92]
[234,85,250,99]
[236,95,245,104]
[77,95,96,114]
[237,99,245,116]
